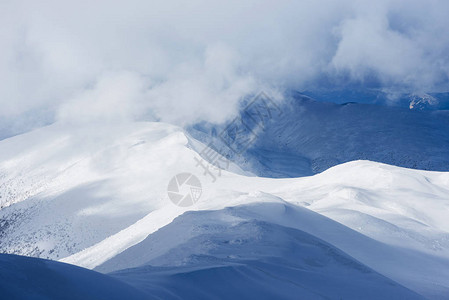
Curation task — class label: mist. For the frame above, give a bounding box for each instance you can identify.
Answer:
[1,0,449,129]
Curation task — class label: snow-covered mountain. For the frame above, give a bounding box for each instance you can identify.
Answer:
[1,121,449,298]
[189,93,449,177]
[0,254,148,300]
[105,206,423,300]
[408,93,440,110]
[301,89,449,111]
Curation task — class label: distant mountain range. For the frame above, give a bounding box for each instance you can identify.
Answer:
[301,89,449,111]
[189,92,449,177]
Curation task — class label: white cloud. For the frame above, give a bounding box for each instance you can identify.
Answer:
[57,71,146,124]
[1,0,448,126]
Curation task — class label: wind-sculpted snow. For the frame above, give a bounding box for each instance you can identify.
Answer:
[0,121,448,298]
[0,254,149,300]
[105,207,422,299]
[0,122,192,259]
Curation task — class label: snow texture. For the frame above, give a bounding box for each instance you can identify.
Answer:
[0,120,448,299]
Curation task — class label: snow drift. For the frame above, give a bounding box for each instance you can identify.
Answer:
[0,121,448,298]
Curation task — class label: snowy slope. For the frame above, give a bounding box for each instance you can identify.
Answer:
[0,122,190,259]
[95,163,449,298]
[188,93,449,177]
[0,122,245,260]
[0,121,449,298]
[0,253,148,300]
[104,207,422,300]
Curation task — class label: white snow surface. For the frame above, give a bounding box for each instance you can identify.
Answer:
[0,253,149,300]
[1,121,449,298]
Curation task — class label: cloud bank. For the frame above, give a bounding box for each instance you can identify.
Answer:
[1,0,449,127]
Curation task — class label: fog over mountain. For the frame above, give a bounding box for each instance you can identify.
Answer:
[188,93,449,177]
[1,1,449,299]
[1,0,449,132]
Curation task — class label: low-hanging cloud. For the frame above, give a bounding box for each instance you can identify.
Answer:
[1,0,449,128]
